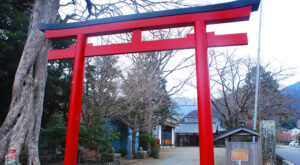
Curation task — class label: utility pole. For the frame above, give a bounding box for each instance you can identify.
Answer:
[253,0,264,142]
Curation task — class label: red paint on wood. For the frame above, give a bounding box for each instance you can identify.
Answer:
[45,7,251,40]
[207,32,248,47]
[64,34,87,165]
[132,29,142,44]
[48,45,76,60]
[194,21,215,165]
[84,35,195,57]
[48,32,247,59]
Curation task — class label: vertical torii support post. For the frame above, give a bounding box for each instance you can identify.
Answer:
[194,20,215,164]
[39,1,260,164]
[64,34,87,164]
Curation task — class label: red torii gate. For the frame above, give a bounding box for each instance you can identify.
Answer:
[39,0,260,164]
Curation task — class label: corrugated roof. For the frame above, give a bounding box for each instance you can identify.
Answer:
[175,123,219,134]
[176,123,198,133]
[181,110,222,122]
[185,117,198,123]
[213,127,260,142]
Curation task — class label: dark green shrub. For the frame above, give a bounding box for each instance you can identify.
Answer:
[139,134,151,151]
[150,144,159,159]
[105,145,114,153]
[138,134,159,159]
[78,113,119,153]
[100,152,114,163]
[134,151,144,159]
[117,149,128,157]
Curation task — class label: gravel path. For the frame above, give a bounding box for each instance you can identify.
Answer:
[122,147,226,165]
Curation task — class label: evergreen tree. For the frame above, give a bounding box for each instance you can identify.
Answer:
[244,66,287,124]
[0,0,32,124]
[0,0,60,163]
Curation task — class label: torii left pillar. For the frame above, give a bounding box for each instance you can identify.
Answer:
[64,34,87,164]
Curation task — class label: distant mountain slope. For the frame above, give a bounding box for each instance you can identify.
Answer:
[173,97,220,120]
[173,97,197,116]
[280,81,300,129]
[173,82,300,128]
[282,81,300,110]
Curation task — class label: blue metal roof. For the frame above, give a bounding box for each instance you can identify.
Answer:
[176,109,227,134]
[176,123,199,134]
[175,122,222,134]
[184,117,198,123]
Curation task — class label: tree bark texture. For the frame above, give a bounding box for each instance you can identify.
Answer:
[132,129,137,155]
[0,0,59,164]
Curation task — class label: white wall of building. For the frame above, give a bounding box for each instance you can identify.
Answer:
[158,125,162,144]
[171,127,175,147]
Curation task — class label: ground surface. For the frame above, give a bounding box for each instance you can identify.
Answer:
[276,145,300,164]
[121,147,226,165]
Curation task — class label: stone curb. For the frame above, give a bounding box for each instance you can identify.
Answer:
[276,154,295,165]
[282,160,294,165]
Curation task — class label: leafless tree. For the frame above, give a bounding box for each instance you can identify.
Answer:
[207,49,295,129]
[71,0,196,154]
[82,56,121,127]
[113,48,194,153]
[59,0,191,21]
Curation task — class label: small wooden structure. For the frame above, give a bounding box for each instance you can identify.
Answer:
[214,127,261,165]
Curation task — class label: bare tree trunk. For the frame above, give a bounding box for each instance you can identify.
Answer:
[0,0,59,164]
[132,129,137,155]
[145,107,153,152]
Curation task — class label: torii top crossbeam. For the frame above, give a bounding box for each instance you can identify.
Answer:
[39,0,260,165]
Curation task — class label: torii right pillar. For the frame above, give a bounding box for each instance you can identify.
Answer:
[191,2,260,163]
